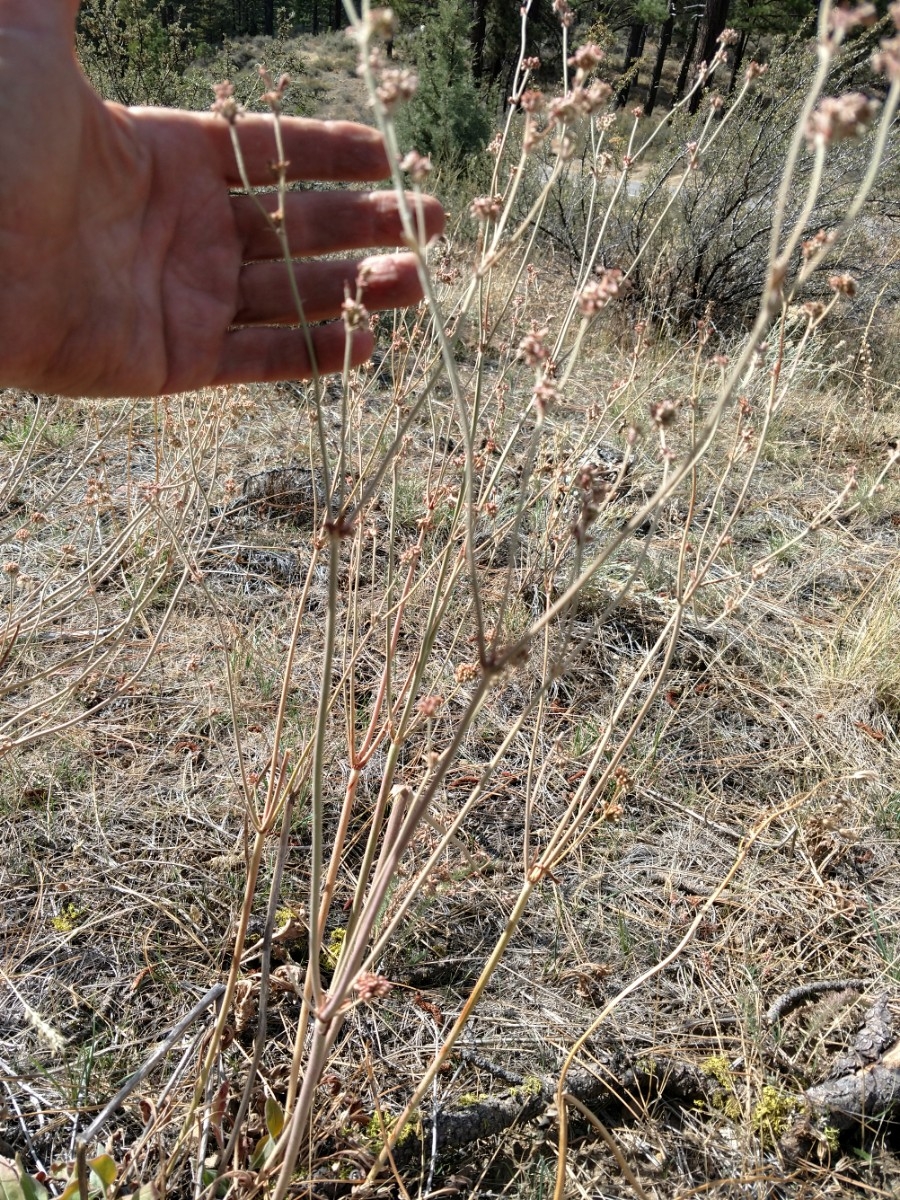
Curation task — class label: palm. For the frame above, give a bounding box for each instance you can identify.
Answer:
[0,1,441,398]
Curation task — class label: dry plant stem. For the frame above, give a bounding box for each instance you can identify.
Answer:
[347,361,441,517]
[348,3,487,663]
[768,1,835,269]
[270,1021,344,1198]
[364,649,675,1173]
[335,607,450,929]
[219,789,296,1172]
[271,674,497,1193]
[551,799,805,1200]
[491,408,545,652]
[517,247,797,654]
[554,55,725,351]
[364,878,539,1184]
[362,695,543,963]
[363,1058,414,1200]
[561,1094,649,1200]
[567,121,607,305]
[791,76,900,294]
[262,545,323,800]
[618,100,725,286]
[317,669,494,1017]
[225,119,328,483]
[524,629,551,874]
[75,1140,89,1200]
[81,984,226,1145]
[283,973,314,1117]
[316,542,421,931]
[308,539,341,1001]
[194,1042,221,1200]
[348,571,476,949]
[123,1028,207,1176]
[545,607,685,869]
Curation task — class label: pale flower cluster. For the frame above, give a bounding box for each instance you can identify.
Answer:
[805,93,879,147]
[375,67,418,112]
[578,268,628,315]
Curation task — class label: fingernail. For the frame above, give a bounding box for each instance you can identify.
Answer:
[357,256,400,287]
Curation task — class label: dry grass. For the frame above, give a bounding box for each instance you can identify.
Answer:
[2,292,898,1196]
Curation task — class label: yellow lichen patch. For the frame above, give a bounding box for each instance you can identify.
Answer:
[751,1085,800,1142]
[320,926,346,969]
[823,1125,841,1153]
[508,1075,544,1102]
[50,902,82,933]
[364,1111,421,1153]
[700,1056,742,1121]
[701,1055,734,1089]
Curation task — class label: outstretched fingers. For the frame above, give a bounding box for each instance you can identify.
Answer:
[234,253,425,326]
[214,322,374,386]
[206,115,391,187]
[233,189,445,261]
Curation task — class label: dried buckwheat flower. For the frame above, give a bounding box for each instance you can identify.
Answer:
[355,972,393,1002]
[518,326,550,366]
[211,80,241,123]
[828,273,857,297]
[801,227,835,259]
[370,7,396,39]
[342,296,370,329]
[416,695,443,718]
[375,67,418,112]
[568,44,604,72]
[650,397,679,427]
[455,662,479,683]
[400,150,432,182]
[578,268,627,314]
[533,379,559,416]
[873,35,900,81]
[805,93,879,148]
[471,194,503,221]
[520,88,545,112]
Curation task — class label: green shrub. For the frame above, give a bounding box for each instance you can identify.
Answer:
[77,0,195,106]
[395,0,493,171]
[516,27,898,327]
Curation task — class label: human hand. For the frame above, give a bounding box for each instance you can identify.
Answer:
[0,1,444,398]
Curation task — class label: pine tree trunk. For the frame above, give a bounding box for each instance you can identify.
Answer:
[617,21,645,107]
[264,0,274,35]
[311,0,319,35]
[645,5,675,116]
[688,0,730,112]
[728,27,749,92]
[332,0,342,30]
[674,14,700,103]
[471,0,488,81]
